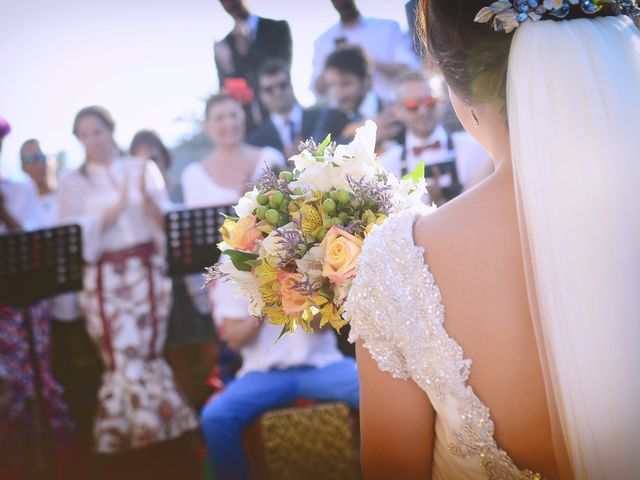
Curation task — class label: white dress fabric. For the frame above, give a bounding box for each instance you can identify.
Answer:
[180,146,286,209]
[346,212,541,480]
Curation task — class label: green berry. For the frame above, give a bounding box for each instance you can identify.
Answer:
[333,189,351,205]
[338,211,349,222]
[322,198,337,215]
[256,193,269,206]
[265,209,280,226]
[331,217,344,227]
[277,212,291,228]
[269,191,285,208]
[256,206,268,220]
[315,229,328,242]
[279,171,294,182]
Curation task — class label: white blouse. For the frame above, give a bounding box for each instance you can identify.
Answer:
[58,157,170,263]
[180,146,285,209]
[0,178,46,233]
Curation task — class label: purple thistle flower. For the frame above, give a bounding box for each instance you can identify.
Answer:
[291,276,320,297]
[273,227,308,268]
[346,175,394,215]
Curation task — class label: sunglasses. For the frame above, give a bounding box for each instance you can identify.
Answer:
[260,80,290,95]
[402,96,440,112]
[21,152,46,165]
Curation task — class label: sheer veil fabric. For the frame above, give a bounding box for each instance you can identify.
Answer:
[507,16,640,479]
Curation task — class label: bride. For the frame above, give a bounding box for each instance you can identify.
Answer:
[347,1,640,479]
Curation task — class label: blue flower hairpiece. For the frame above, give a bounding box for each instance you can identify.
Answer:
[475,0,640,33]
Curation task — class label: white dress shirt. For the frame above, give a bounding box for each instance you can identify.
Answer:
[270,105,303,151]
[311,16,420,103]
[380,126,490,188]
[211,278,344,378]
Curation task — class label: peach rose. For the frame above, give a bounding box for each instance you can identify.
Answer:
[319,225,363,284]
[279,272,308,314]
[223,215,263,252]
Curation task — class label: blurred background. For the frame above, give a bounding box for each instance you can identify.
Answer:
[0,0,408,179]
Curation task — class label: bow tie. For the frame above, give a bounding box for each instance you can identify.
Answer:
[412,141,442,156]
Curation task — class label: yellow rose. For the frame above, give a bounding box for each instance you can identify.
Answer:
[279,272,308,314]
[224,215,263,252]
[319,225,363,284]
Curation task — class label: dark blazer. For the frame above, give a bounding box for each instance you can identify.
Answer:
[248,108,347,153]
[215,17,292,90]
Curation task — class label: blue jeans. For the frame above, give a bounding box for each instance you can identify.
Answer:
[200,358,359,480]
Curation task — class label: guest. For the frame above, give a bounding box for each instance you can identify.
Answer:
[130,129,220,408]
[19,139,57,222]
[200,279,360,480]
[57,106,199,477]
[19,139,101,449]
[248,59,344,158]
[129,130,178,200]
[180,95,286,388]
[380,71,492,204]
[0,119,78,479]
[214,0,292,132]
[181,94,286,209]
[311,0,419,103]
[323,45,403,144]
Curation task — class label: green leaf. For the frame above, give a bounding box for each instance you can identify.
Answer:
[244,259,263,268]
[221,213,240,221]
[273,324,292,345]
[221,249,259,272]
[317,134,332,157]
[402,160,425,183]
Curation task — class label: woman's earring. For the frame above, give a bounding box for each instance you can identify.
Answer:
[471,108,480,127]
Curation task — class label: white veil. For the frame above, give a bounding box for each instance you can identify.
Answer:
[507,16,640,479]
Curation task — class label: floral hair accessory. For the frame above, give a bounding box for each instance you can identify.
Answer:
[475,0,640,33]
[0,118,11,141]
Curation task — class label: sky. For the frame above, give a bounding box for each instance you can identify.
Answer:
[0,0,410,179]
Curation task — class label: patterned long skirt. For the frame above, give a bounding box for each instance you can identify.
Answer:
[0,301,78,479]
[81,242,198,453]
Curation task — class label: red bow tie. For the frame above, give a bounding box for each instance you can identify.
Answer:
[412,141,442,156]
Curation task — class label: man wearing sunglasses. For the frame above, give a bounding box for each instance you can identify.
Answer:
[20,140,58,220]
[380,71,491,205]
[249,59,343,159]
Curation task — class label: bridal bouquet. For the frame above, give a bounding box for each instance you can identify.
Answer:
[208,121,431,336]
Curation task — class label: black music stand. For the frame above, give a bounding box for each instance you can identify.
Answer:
[0,224,83,480]
[164,205,234,277]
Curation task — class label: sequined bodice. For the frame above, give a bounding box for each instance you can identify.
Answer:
[346,212,541,480]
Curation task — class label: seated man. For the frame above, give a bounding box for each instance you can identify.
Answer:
[200,278,359,480]
[248,59,344,158]
[380,71,492,205]
[322,44,403,145]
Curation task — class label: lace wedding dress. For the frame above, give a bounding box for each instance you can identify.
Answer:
[347,212,541,480]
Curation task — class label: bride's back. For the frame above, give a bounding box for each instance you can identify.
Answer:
[414,166,567,478]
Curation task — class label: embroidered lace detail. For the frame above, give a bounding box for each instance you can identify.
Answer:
[346,211,542,479]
